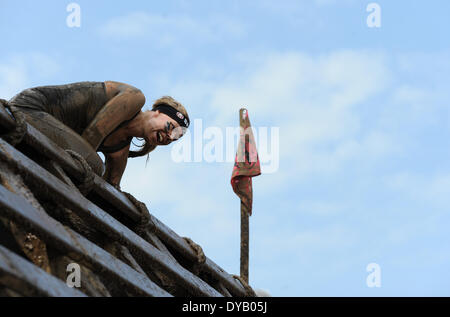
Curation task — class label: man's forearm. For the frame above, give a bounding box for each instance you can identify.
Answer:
[103,147,129,188]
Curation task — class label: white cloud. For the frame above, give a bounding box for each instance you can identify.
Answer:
[134,50,399,239]
[98,11,245,46]
[254,289,271,297]
[0,57,28,99]
[209,50,391,121]
[390,85,447,126]
[260,0,356,12]
[314,0,358,6]
[121,150,240,246]
[0,53,60,99]
[195,50,394,177]
[254,223,357,266]
[121,48,450,295]
[386,172,450,208]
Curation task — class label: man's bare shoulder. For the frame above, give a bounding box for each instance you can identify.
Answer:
[104,81,143,99]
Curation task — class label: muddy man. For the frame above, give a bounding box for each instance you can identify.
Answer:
[7,81,190,188]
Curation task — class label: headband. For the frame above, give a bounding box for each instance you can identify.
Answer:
[154,104,190,128]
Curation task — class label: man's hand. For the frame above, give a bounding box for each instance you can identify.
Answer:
[102,144,130,188]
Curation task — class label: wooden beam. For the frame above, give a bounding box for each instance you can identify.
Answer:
[150,216,249,296]
[0,184,171,297]
[215,282,232,297]
[20,124,141,221]
[0,245,87,297]
[241,201,249,283]
[22,123,248,296]
[0,101,16,132]
[143,229,177,263]
[0,138,222,297]
[2,116,249,297]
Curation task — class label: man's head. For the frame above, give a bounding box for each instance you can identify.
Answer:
[128,96,190,157]
[128,96,189,158]
[148,96,190,145]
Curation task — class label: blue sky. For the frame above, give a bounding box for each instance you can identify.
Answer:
[1,0,450,296]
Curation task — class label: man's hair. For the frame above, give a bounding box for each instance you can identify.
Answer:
[152,96,190,123]
[128,96,189,159]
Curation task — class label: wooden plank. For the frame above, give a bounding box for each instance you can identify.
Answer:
[0,184,172,297]
[23,124,84,178]
[117,245,148,277]
[45,161,77,187]
[216,282,232,297]
[143,229,177,263]
[91,176,141,221]
[7,119,248,296]
[0,245,87,297]
[42,162,153,286]
[0,139,222,297]
[23,123,142,221]
[0,101,16,132]
[150,216,248,296]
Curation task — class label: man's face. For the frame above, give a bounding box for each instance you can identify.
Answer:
[150,112,185,145]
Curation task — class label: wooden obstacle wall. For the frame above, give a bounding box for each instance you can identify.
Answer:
[0,102,252,297]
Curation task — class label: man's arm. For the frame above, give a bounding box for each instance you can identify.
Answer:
[82,81,145,150]
[102,144,130,188]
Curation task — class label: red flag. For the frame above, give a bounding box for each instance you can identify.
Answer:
[231,109,261,216]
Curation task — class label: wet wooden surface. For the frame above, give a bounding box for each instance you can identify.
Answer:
[9,120,247,296]
[0,184,171,297]
[0,102,15,132]
[0,104,249,297]
[0,245,87,297]
[0,138,222,297]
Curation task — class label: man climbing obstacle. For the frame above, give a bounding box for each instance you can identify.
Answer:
[5,81,190,188]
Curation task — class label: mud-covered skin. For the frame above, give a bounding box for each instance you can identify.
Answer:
[89,81,145,187]
[8,81,145,185]
[95,82,183,187]
[8,81,183,187]
[82,81,145,150]
[7,82,112,176]
[9,82,109,136]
